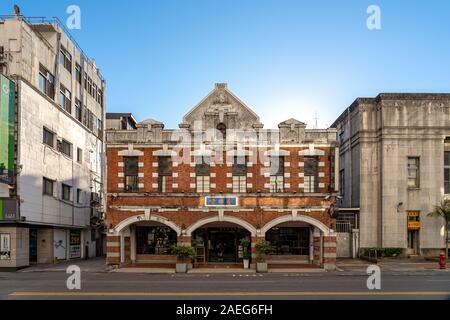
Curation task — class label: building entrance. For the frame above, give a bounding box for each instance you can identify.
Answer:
[193,227,250,263]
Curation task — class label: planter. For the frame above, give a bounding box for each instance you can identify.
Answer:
[256,262,268,273]
[243,259,249,269]
[175,263,188,273]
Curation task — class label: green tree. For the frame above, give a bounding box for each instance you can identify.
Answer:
[428,200,450,257]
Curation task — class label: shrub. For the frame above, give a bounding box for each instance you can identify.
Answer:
[255,240,272,262]
[170,245,196,262]
[240,239,251,260]
[364,247,403,258]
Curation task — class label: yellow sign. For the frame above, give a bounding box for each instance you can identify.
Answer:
[407,211,420,217]
[407,221,421,230]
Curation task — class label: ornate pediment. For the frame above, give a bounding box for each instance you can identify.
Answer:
[180,83,263,130]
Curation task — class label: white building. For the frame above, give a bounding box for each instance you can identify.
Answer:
[0,12,106,268]
[332,94,450,257]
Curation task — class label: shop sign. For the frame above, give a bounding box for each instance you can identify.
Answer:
[407,221,421,230]
[0,74,15,185]
[205,196,238,206]
[0,199,18,221]
[69,230,81,259]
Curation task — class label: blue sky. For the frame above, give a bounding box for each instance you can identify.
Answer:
[3,0,450,128]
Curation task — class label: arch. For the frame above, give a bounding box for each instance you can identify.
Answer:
[185,215,257,237]
[113,213,182,236]
[260,214,330,236]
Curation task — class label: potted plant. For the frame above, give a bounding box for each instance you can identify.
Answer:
[255,240,272,273]
[240,238,251,269]
[170,244,196,273]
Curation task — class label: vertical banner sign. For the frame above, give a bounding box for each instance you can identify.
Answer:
[70,230,81,259]
[0,74,15,186]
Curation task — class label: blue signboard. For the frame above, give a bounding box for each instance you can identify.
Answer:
[205,196,238,207]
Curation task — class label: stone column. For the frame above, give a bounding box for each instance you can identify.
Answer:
[251,236,265,269]
[106,234,120,265]
[124,236,131,263]
[313,228,322,266]
[119,232,125,264]
[130,225,136,263]
[177,235,192,245]
[323,234,337,271]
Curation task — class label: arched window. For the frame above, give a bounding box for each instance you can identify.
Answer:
[216,122,226,139]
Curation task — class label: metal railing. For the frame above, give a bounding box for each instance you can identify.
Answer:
[336,221,352,233]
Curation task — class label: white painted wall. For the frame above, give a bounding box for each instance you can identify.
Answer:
[18,81,102,228]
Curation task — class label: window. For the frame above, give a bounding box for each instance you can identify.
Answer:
[62,139,72,158]
[265,227,310,255]
[407,157,420,188]
[196,176,210,193]
[445,148,450,194]
[93,84,97,99]
[158,156,172,192]
[88,77,92,95]
[270,176,284,192]
[136,226,177,255]
[75,63,82,83]
[76,189,82,204]
[195,156,210,176]
[97,89,103,105]
[269,156,284,192]
[97,119,103,139]
[232,156,247,192]
[339,169,345,196]
[59,84,72,113]
[233,176,246,193]
[82,106,89,127]
[75,99,82,122]
[62,183,72,201]
[124,156,138,192]
[195,156,210,192]
[83,72,88,90]
[43,177,54,196]
[59,46,72,72]
[304,156,318,193]
[38,64,55,99]
[43,127,54,147]
[216,122,226,139]
[77,148,82,163]
[0,233,11,260]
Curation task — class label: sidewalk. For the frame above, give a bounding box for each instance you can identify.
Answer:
[336,258,448,272]
[17,257,108,273]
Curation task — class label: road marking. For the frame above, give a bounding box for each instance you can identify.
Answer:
[9,291,450,297]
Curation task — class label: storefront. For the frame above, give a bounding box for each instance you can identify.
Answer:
[136,226,177,255]
[265,227,310,256]
[193,226,250,263]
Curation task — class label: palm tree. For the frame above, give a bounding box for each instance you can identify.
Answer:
[428,200,450,257]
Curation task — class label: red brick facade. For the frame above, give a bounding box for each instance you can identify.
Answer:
[105,84,339,271]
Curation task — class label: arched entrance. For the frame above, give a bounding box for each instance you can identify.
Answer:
[187,216,256,264]
[261,215,332,267]
[111,213,182,265]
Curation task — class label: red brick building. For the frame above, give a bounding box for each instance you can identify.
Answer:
[105,84,339,270]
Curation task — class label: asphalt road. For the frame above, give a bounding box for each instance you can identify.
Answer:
[1,270,450,300]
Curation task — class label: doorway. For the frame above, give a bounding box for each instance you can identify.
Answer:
[407,230,419,254]
[29,228,37,264]
[193,227,250,263]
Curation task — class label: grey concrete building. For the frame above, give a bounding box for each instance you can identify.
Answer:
[332,93,450,257]
[0,12,106,268]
